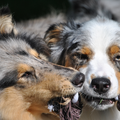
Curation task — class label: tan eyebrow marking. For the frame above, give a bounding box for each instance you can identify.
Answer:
[109,45,120,55]
[29,49,39,58]
[80,47,92,55]
[17,64,33,78]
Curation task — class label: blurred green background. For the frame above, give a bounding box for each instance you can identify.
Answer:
[0,0,70,21]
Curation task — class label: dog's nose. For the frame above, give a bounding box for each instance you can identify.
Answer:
[72,73,85,87]
[91,77,111,94]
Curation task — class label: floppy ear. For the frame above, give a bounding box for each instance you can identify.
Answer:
[44,21,81,65]
[0,6,17,34]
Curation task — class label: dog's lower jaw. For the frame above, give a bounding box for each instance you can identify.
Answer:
[81,93,116,110]
[79,103,120,120]
[83,98,114,110]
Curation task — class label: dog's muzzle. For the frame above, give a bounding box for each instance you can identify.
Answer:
[82,77,118,110]
[91,77,111,94]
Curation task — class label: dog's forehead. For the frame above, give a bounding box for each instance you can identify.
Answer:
[0,39,40,67]
[81,17,120,51]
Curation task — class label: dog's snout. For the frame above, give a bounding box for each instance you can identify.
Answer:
[72,72,85,87]
[91,77,111,94]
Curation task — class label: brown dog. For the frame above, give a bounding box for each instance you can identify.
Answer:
[0,6,84,120]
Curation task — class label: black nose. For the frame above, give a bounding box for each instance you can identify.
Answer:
[91,77,111,94]
[72,72,85,87]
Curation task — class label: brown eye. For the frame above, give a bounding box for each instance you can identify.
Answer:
[72,53,89,66]
[76,53,89,60]
[115,55,120,61]
[21,72,32,78]
[81,54,88,60]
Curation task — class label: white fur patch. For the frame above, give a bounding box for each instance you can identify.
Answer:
[79,17,120,110]
[48,104,54,112]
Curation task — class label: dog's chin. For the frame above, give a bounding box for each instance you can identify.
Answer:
[88,101,114,110]
[82,93,115,110]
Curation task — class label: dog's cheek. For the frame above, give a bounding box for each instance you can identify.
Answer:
[65,56,73,67]
[115,71,120,94]
[65,55,83,70]
[117,101,120,111]
[117,95,120,111]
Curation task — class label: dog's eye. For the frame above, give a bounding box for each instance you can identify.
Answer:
[115,55,120,61]
[76,53,89,60]
[21,71,32,78]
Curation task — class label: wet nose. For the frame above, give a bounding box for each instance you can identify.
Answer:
[91,77,111,94]
[72,72,85,87]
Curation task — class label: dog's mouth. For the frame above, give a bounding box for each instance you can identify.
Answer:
[82,93,117,105]
[48,93,83,120]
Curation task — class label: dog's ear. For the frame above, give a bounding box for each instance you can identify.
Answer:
[44,21,81,64]
[0,6,17,34]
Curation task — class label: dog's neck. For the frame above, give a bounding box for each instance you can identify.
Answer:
[80,102,120,120]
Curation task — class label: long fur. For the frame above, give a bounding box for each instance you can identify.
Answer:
[0,6,84,120]
[43,1,120,120]
[68,0,120,22]
[16,13,66,38]
[11,1,120,120]
[16,0,120,38]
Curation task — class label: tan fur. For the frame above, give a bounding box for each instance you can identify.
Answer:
[65,53,88,70]
[65,55,73,67]
[0,7,84,120]
[80,46,93,57]
[91,74,96,80]
[17,63,34,77]
[0,15,17,34]
[39,53,48,61]
[28,49,39,58]
[48,38,59,44]
[109,45,120,55]
[77,65,87,70]
[46,26,63,45]
[65,47,93,70]
[0,65,78,120]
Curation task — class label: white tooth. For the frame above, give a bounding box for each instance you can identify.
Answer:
[48,104,54,112]
[72,92,79,103]
[115,96,119,101]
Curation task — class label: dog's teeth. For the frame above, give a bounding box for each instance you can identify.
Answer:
[72,92,79,103]
[48,104,54,112]
[115,96,119,101]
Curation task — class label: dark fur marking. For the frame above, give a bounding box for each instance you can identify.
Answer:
[0,70,18,89]
[58,49,66,65]
[15,50,28,56]
[18,34,50,56]
[67,42,79,54]
[0,5,11,16]
[44,20,81,66]
[45,21,81,42]
[0,31,14,40]
[45,24,57,34]
[53,64,74,72]
[70,0,117,21]
[67,21,81,30]
[0,32,50,57]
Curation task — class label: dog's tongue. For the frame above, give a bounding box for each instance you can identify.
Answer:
[59,94,82,120]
